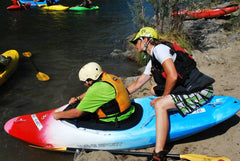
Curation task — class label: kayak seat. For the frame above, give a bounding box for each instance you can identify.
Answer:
[63,102,143,131]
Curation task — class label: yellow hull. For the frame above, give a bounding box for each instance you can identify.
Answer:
[40,5,69,11]
[0,50,19,86]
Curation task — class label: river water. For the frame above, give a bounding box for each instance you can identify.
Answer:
[0,0,142,161]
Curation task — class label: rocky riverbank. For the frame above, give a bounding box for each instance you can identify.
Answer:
[75,8,240,161]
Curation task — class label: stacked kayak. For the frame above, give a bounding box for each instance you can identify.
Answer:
[7,3,31,10]
[39,4,69,11]
[69,6,99,11]
[174,4,239,19]
[4,95,240,151]
[0,50,19,86]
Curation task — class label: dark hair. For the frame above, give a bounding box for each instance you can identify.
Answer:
[149,38,168,46]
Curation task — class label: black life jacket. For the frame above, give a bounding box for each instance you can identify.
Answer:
[151,42,196,85]
[151,42,214,95]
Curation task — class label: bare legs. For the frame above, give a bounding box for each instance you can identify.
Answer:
[150,95,176,153]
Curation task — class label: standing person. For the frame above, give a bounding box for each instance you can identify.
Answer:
[127,27,214,161]
[53,62,135,126]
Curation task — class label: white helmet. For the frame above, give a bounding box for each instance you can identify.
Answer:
[78,62,103,81]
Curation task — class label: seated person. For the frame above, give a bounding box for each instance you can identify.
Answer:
[34,0,55,6]
[46,0,56,6]
[53,62,135,127]
[0,55,11,73]
[79,0,92,8]
[12,0,18,5]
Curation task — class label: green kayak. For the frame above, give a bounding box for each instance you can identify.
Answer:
[69,6,99,11]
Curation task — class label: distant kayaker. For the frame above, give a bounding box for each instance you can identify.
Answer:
[12,0,18,5]
[127,27,215,161]
[79,0,92,8]
[34,0,55,6]
[53,62,135,126]
[46,0,55,6]
[13,0,23,7]
[33,0,45,2]
[0,55,11,73]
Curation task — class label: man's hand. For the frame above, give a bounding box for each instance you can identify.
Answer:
[53,110,61,120]
[68,97,78,104]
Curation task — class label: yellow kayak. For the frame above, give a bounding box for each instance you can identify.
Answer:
[39,4,69,11]
[0,50,19,86]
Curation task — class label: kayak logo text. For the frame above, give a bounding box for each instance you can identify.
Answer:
[31,114,43,130]
[76,142,123,149]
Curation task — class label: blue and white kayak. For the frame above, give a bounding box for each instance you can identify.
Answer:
[19,0,59,7]
[4,95,240,151]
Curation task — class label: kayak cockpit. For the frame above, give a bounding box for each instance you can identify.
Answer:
[63,102,143,131]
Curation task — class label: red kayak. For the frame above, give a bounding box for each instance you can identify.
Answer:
[7,3,31,10]
[173,4,239,19]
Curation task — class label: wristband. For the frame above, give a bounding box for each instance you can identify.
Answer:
[76,96,81,101]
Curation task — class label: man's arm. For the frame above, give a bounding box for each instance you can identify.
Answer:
[53,108,84,120]
[127,73,152,94]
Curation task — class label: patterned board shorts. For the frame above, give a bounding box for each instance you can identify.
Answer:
[170,85,214,117]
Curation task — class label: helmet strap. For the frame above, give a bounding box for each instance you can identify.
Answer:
[140,37,153,52]
[143,52,148,59]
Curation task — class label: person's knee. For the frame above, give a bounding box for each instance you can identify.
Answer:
[154,99,166,111]
[154,96,173,111]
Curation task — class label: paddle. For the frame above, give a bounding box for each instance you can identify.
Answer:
[22,52,50,81]
[29,145,231,161]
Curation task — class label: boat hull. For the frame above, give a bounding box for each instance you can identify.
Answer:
[7,3,31,10]
[40,4,69,11]
[69,6,99,11]
[0,50,19,86]
[19,0,59,7]
[174,4,239,19]
[4,95,240,150]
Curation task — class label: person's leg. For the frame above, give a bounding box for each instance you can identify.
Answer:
[153,95,176,153]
